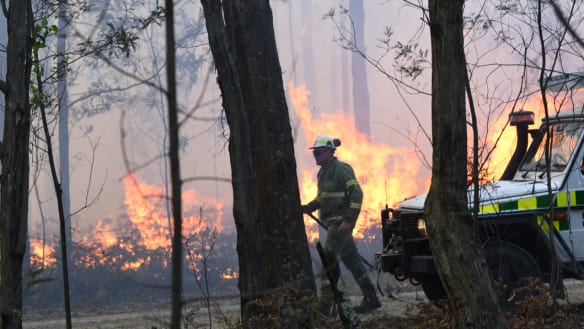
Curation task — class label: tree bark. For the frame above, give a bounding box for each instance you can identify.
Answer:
[224,0,316,294]
[0,1,33,328]
[201,0,316,325]
[425,1,508,328]
[200,0,269,324]
[162,1,184,328]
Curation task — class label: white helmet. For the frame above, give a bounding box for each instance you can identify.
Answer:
[309,135,338,149]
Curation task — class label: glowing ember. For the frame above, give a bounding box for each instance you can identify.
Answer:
[220,268,238,280]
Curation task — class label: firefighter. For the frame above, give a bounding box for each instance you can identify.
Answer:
[301,135,381,314]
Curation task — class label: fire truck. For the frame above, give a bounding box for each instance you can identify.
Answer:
[376,73,584,300]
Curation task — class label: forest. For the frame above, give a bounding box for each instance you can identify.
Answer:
[2,1,584,328]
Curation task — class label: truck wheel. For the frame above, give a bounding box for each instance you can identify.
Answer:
[483,240,542,305]
[419,275,446,301]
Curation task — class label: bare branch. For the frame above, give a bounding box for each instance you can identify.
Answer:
[324,6,433,147]
[1,0,7,18]
[183,176,232,184]
[179,63,214,127]
[70,135,106,217]
[550,0,584,51]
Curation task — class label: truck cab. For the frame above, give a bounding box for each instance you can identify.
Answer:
[377,104,584,300]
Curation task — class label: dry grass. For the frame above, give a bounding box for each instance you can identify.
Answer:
[378,278,584,329]
[204,279,584,329]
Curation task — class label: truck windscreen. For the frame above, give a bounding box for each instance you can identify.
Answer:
[520,120,584,172]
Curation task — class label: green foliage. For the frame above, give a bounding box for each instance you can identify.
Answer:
[78,6,165,58]
[33,16,59,58]
[31,15,59,84]
[392,42,428,80]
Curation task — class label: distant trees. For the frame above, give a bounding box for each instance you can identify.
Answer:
[350,0,371,137]
[201,0,316,326]
[0,1,34,328]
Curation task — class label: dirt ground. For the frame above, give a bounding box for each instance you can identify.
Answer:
[22,291,422,328]
[23,279,584,329]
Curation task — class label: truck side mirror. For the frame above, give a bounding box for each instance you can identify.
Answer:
[581,158,584,175]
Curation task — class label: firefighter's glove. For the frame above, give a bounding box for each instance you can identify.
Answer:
[301,202,319,214]
[338,220,353,233]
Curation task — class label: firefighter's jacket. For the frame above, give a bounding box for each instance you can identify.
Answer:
[308,157,363,227]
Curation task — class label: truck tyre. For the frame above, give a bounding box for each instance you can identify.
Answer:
[483,239,542,305]
[419,240,541,303]
[419,275,446,301]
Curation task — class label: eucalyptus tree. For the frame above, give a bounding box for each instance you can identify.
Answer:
[349,0,371,137]
[0,1,34,328]
[424,0,507,327]
[201,0,316,326]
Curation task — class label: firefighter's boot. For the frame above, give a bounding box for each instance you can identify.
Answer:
[354,283,381,313]
[318,301,337,318]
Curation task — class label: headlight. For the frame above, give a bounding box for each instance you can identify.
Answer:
[417,218,427,237]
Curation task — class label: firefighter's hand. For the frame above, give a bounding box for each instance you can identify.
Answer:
[300,205,311,214]
[301,202,318,214]
[338,220,353,233]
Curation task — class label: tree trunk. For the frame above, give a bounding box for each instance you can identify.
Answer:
[33,43,73,329]
[425,1,507,328]
[57,0,72,272]
[201,0,316,326]
[350,0,371,137]
[224,0,315,294]
[200,0,269,324]
[300,0,318,112]
[0,1,33,328]
[162,1,184,328]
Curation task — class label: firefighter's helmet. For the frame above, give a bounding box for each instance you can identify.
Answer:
[309,135,340,149]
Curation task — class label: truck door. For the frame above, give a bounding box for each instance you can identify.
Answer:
[557,121,584,261]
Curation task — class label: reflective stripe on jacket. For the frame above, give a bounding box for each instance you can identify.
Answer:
[310,158,363,227]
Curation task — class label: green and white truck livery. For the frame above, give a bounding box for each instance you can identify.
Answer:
[377,74,584,300]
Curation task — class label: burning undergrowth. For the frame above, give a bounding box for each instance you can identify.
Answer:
[24,229,241,309]
[23,224,382,311]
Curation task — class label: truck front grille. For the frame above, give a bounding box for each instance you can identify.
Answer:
[397,211,425,240]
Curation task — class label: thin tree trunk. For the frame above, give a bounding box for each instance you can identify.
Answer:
[56,2,73,327]
[0,1,33,328]
[57,0,72,267]
[164,0,183,327]
[34,51,72,329]
[300,0,318,112]
[425,1,507,328]
[350,0,370,136]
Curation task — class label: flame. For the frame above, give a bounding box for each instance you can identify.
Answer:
[29,238,56,268]
[220,267,238,280]
[34,174,228,273]
[93,219,118,249]
[120,175,225,248]
[288,81,429,242]
[30,83,582,281]
[486,88,584,180]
